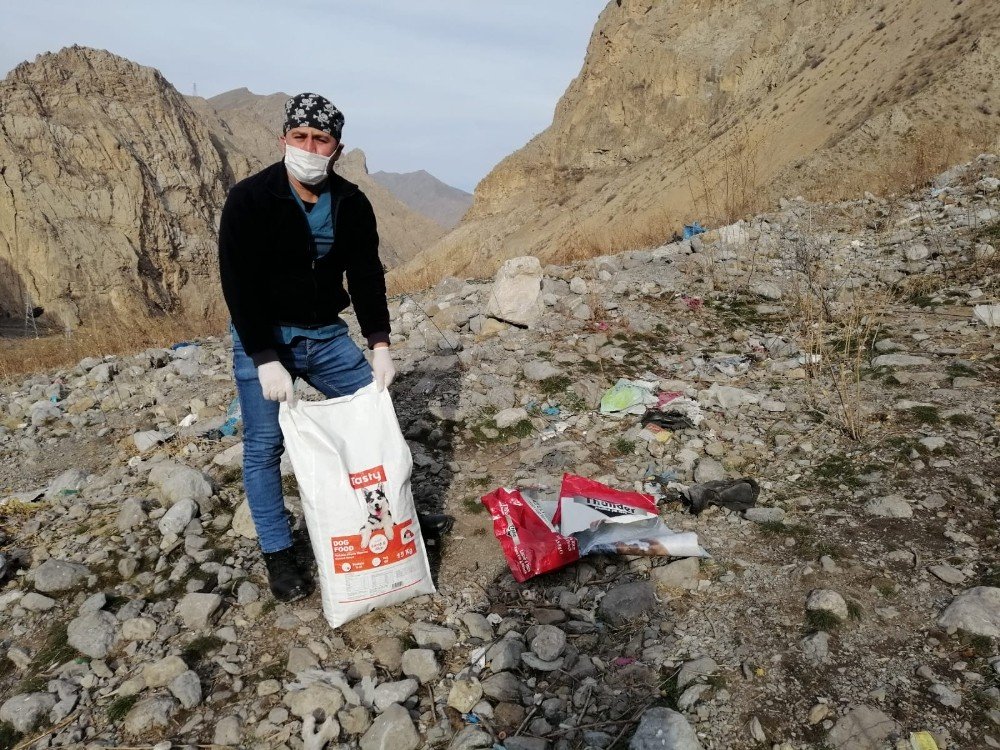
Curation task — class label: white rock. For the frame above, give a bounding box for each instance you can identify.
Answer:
[937,587,1000,637]
[486,256,544,328]
[806,589,848,621]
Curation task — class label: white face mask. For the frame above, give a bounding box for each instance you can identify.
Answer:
[284,144,333,185]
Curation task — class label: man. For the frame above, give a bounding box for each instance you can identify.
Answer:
[218,92,396,602]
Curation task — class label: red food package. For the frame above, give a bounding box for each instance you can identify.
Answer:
[481,488,580,582]
[553,473,658,531]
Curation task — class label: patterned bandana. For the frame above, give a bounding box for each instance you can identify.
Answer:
[283,93,344,140]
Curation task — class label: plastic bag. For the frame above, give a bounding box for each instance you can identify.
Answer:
[278,384,435,629]
[481,487,580,582]
[557,474,703,557]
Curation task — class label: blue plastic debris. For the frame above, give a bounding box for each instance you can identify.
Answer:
[542,406,561,417]
[463,713,481,725]
[220,397,242,437]
[170,341,194,350]
[682,222,706,239]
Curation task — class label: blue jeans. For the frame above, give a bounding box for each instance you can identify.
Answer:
[232,324,373,553]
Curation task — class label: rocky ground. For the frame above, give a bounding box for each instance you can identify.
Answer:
[0,156,998,750]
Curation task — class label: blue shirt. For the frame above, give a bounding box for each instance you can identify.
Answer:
[280,181,340,342]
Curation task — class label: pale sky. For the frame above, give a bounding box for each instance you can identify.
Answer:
[0,1,609,192]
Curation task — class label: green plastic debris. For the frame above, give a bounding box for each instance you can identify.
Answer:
[599,378,656,414]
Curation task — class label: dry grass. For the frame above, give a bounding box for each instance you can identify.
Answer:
[685,124,769,227]
[0,308,226,381]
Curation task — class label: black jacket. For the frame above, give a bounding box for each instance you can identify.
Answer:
[218,161,390,363]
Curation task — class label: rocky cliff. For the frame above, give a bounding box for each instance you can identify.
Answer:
[0,46,243,328]
[396,0,1000,285]
[191,88,446,267]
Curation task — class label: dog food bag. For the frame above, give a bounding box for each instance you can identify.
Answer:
[481,487,580,582]
[279,384,435,629]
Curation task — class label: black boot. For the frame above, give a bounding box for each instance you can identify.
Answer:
[417,513,454,541]
[262,547,311,602]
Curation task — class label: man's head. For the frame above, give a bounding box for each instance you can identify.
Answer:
[283,92,344,142]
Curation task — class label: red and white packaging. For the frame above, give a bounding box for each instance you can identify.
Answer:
[555,473,658,535]
[279,384,435,629]
[481,487,580,582]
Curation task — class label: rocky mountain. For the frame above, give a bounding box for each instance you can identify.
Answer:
[371,170,473,229]
[0,156,997,747]
[0,46,245,328]
[190,88,446,267]
[394,0,1000,287]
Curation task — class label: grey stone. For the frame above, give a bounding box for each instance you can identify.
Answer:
[486,256,544,328]
[157,498,198,536]
[530,624,566,661]
[168,670,202,709]
[176,592,223,629]
[448,726,494,750]
[826,706,900,750]
[806,589,849,621]
[750,280,782,300]
[133,430,171,452]
[401,648,440,683]
[67,610,119,658]
[937,587,1000,637]
[495,407,529,429]
[523,361,563,382]
[928,683,962,708]
[448,678,483,713]
[360,702,420,750]
[801,631,831,664]
[143,655,188,688]
[122,696,177,737]
[339,705,372,735]
[287,647,320,674]
[0,692,57,733]
[677,683,710,711]
[20,592,56,611]
[629,706,703,750]
[481,671,523,702]
[486,637,524,671]
[31,558,89,593]
[147,461,213,509]
[373,678,419,711]
[460,612,493,642]
[677,657,718,690]
[117,498,148,532]
[864,495,912,518]
[372,637,405,672]
[122,617,157,641]
[504,738,550,750]
[213,715,242,746]
[929,564,967,585]
[744,507,786,524]
[651,558,699,591]
[521,652,564,671]
[236,581,260,604]
[871,354,932,368]
[411,621,458,650]
[693,458,726,483]
[44,469,87,499]
[231,500,257,539]
[284,684,344,719]
[599,581,657,625]
[79,592,106,613]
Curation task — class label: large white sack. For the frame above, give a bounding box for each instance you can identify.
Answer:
[278,384,435,628]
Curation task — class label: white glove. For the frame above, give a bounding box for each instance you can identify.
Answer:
[258,361,296,405]
[372,346,395,392]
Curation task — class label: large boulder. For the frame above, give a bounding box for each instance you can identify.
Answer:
[486,256,544,328]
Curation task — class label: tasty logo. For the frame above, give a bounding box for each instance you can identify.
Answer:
[350,466,386,489]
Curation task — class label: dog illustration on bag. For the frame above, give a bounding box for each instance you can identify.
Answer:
[359,484,394,550]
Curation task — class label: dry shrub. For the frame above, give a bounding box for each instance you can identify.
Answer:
[551,207,677,266]
[0,307,226,381]
[684,124,768,227]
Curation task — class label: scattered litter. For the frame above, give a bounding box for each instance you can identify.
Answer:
[972,304,1000,327]
[169,341,194,350]
[542,405,561,417]
[658,391,683,406]
[484,473,704,582]
[692,354,751,378]
[178,414,198,428]
[613,657,636,667]
[680,294,703,310]
[599,378,658,414]
[683,221,706,239]
[684,478,760,515]
[641,410,695,431]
